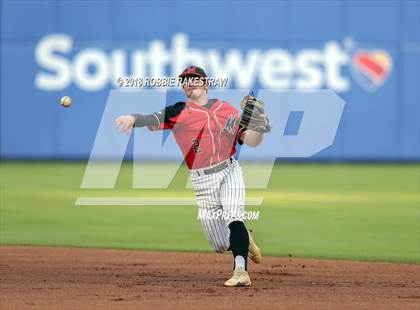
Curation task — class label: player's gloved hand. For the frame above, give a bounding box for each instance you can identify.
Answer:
[239,95,271,133]
[115,115,136,134]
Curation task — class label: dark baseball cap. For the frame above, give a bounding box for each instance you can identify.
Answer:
[178,66,207,79]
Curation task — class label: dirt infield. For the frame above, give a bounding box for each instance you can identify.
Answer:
[0,246,419,309]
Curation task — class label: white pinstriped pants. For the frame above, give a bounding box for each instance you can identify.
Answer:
[190,158,246,253]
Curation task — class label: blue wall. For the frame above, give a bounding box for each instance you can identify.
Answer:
[1,0,419,160]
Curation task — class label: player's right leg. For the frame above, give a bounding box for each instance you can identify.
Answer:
[197,205,230,253]
[191,171,230,253]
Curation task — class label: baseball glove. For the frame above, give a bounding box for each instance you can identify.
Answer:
[239,95,271,133]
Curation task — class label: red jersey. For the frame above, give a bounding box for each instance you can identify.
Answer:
[148,99,244,169]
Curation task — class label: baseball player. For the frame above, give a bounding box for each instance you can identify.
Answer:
[115,66,271,287]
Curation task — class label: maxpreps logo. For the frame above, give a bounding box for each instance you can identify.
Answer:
[35,33,392,93]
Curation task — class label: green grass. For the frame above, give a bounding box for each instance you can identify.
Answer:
[1,161,419,263]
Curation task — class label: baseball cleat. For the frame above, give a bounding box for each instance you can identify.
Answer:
[224,266,251,287]
[248,229,262,264]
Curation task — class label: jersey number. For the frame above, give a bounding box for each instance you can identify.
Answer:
[191,139,202,154]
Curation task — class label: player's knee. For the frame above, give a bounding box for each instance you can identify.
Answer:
[212,240,230,253]
[228,220,246,232]
[228,220,249,245]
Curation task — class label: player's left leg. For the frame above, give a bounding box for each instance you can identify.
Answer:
[220,159,252,286]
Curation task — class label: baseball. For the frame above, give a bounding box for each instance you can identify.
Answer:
[60,96,72,108]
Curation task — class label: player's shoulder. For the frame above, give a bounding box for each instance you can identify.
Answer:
[218,99,239,113]
[162,101,186,117]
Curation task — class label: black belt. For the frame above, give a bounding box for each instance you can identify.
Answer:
[194,158,233,176]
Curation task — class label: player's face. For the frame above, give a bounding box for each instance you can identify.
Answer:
[182,76,208,99]
[183,85,207,99]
